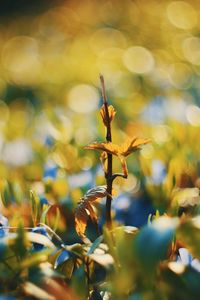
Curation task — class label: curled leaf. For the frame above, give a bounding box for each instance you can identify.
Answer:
[100,105,116,126]
[83,185,109,202]
[75,186,110,240]
[75,201,97,241]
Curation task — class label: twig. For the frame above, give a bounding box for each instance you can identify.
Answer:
[85,257,91,296]
[100,74,113,229]
[111,173,128,181]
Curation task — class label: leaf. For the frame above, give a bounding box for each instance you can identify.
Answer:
[75,186,110,240]
[89,253,114,268]
[0,180,12,207]
[85,137,150,177]
[30,190,42,226]
[177,216,200,260]
[53,206,61,232]
[23,282,55,300]
[57,259,75,280]
[75,201,97,240]
[100,105,116,127]
[85,137,150,158]
[44,278,79,300]
[134,217,178,272]
[83,186,109,202]
[40,205,52,224]
[87,235,104,255]
[55,250,71,268]
[27,232,55,249]
[21,250,50,268]
[172,188,200,208]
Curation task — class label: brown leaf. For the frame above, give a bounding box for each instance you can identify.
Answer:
[100,105,116,126]
[75,186,110,239]
[83,185,109,201]
[75,201,89,238]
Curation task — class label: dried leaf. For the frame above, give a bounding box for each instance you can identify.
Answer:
[83,185,109,202]
[75,186,109,240]
[75,201,97,239]
[100,105,116,126]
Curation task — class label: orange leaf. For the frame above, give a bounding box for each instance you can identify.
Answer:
[85,137,150,157]
[75,201,89,238]
[75,186,110,239]
[85,137,150,177]
[100,105,116,126]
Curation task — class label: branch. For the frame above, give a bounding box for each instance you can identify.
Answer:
[100,74,113,229]
[111,173,128,181]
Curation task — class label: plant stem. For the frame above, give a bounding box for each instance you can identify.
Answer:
[85,257,90,296]
[100,74,113,229]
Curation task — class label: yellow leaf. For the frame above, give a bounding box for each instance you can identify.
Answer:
[100,105,116,126]
[85,137,150,157]
[85,137,150,176]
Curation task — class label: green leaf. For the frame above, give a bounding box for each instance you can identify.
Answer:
[0,181,11,207]
[12,181,23,204]
[134,217,177,271]
[53,206,60,232]
[57,259,74,280]
[40,205,51,224]
[30,190,41,226]
[177,217,200,260]
[87,235,103,255]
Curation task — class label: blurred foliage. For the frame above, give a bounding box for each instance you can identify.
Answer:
[0,0,200,299]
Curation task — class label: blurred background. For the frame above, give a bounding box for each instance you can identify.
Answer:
[0,0,200,240]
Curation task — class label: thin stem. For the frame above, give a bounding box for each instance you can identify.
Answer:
[100,74,113,229]
[111,173,128,181]
[85,257,90,296]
